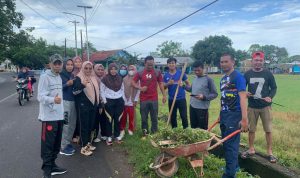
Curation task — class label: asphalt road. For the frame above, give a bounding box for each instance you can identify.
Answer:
[0,72,133,178]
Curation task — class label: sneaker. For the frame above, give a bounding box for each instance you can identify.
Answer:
[106,137,113,146]
[42,172,52,178]
[128,130,133,135]
[120,130,125,139]
[81,146,93,156]
[51,165,67,175]
[142,129,148,137]
[93,138,101,143]
[115,136,122,144]
[87,142,96,151]
[59,146,74,156]
[66,144,75,153]
[101,136,107,141]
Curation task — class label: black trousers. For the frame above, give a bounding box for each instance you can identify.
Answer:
[73,97,80,138]
[189,105,209,130]
[105,98,124,138]
[41,120,64,174]
[168,99,188,128]
[94,107,108,138]
[78,102,96,147]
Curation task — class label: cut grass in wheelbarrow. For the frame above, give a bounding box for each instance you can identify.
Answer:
[149,127,241,177]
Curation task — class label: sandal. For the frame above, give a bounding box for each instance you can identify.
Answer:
[241,150,255,159]
[268,155,277,163]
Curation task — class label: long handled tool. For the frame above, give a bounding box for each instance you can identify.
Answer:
[249,95,285,107]
[167,62,188,126]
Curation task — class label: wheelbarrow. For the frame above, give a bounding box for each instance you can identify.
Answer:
[149,121,241,177]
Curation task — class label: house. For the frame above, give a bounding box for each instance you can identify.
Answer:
[88,49,132,67]
[239,59,252,73]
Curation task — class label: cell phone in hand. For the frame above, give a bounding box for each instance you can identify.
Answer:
[190,94,197,97]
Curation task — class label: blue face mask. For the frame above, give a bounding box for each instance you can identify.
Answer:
[119,69,127,76]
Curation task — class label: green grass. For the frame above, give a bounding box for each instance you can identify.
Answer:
[120,74,300,177]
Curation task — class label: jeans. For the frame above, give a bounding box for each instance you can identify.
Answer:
[220,111,241,178]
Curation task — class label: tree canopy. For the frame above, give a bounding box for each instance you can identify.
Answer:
[247,44,289,64]
[0,0,24,62]
[191,35,235,66]
[156,40,189,58]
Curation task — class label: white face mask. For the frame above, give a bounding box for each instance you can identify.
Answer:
[128,70,135,76]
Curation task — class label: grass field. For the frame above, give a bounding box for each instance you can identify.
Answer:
[120,74,300,178]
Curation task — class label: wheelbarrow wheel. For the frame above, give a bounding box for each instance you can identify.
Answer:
[154,153,179,178]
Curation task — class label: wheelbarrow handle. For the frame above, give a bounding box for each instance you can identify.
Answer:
[208,117,220,132]
[207,129,241,151]
[149,156,178,170]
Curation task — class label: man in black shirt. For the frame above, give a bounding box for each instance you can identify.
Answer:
[242,51,277,163]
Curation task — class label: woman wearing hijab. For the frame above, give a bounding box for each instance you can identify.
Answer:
[59,59,77,156]
[93,64,107,142]
[72,56,82,143]
[120,65,140,138]
[118,64,128,78]
[101,63,125,145]
[73,61,100,156]
[72,56,82,76]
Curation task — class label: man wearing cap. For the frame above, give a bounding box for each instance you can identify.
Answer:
[242,51,277,163]
[38,54,67,177]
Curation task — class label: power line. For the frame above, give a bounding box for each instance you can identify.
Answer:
[88,0,102,22]
[123,0,219,49]
[54,0,73,21]
[20,0,69,31]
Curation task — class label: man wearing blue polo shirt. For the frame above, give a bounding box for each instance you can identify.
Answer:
[163,57,191,128]
[219,54,248,178]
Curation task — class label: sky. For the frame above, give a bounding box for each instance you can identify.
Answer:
[15,0,300,56]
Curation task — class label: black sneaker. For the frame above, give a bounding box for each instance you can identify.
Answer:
[42,172,52,178]
[51,165,67,176]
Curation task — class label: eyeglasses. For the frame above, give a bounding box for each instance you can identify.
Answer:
[84,67,92,70]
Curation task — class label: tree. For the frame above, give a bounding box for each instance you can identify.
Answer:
[289,55,300,62]
[247,44,289,64]
[234,49,250,66]
[0,0,24,62]
[156,40,189,57]
[192,35,235,66]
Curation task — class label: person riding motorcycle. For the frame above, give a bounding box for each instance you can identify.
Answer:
[16,67,36,97]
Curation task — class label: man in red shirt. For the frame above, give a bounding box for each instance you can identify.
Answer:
[132,56,166,136]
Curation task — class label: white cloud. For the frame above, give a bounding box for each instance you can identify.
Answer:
[242,3,267,12]
[15,0,300,56]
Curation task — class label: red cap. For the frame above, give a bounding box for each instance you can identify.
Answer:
[252,51,264,59]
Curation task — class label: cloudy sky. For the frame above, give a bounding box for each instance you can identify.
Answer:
[16,0,300,56]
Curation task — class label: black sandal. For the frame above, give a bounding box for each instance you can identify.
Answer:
[241,151,255,159]
[268,155,277,163]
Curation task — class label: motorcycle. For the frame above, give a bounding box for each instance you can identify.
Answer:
[16,78,30,106]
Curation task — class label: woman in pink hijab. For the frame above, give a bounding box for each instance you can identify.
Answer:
[73,61,100,156]
[72,56,83,143]
[72,56,82,76]
[119,65,140,137]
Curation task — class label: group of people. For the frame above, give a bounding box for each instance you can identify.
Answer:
[37,51,277,178]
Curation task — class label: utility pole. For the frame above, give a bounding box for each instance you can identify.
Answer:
[80,30,83,60]
[64,38,67,59]
[77,5,92,61]
[69,20,80,56]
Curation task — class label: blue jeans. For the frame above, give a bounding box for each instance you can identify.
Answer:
[220,111,241,178]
